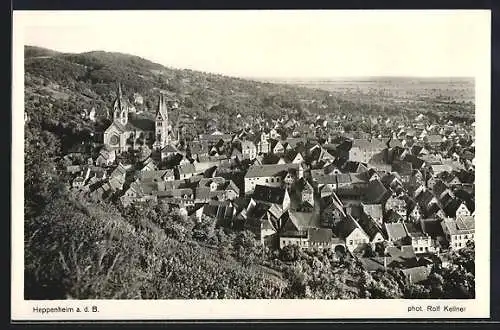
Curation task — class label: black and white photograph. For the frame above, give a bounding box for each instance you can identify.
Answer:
[12,9,490,320]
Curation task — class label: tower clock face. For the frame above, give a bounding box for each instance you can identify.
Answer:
[110,134,120,145]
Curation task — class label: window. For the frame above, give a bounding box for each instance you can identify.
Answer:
[265,179,269,183]
[349,240,353,245]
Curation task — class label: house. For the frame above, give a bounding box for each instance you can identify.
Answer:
[318,147,336,163]
[244,163,303,194]
[356,212,385,246]
[280,227,345,251]
[251,185,291,212]
[403,222,434,254]
[221,180,240,200]
[348,139,386,163]
[361,203,383,226]
[269,128,281,140]
[241,140,257,160]
[392,161,413,182]
[381,173,403,192]
[279,210,321,247]
[407,200,422,221]
[363,179,390,204]
[432,180,452,200]
[255,133,271,154]
[160,144,178,160]
[385,194,407,218]
[139,158,157,172]
[441,216,475,250]
[416,189,440,218]
[66,165,82,174]
[385,222,409,246]
[137,169,175,183]
[443,199,471,218]
[297,178,314,206]
[120,180,157,207]
[320,193,346,228]
[189,141,209,160]
[384,209,405,224]
[343,161,368,174]
[95,146,116,167]
[430,164,453,176]
[176,163,197,180]
[108,163,127,189]
[420,218,446,248]
[270,139,285,155]
[425,134,443,146]
[194,200,238,227]
[335,173,352,189]
[247,211,279,246]
[72,176,86,189]
[335,215,370,253]
[311,169,338,191]
[401,266,432,285]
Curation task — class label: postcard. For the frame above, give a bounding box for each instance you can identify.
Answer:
[11,9,491,321]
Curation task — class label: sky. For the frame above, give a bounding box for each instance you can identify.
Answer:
[14,10,490,79]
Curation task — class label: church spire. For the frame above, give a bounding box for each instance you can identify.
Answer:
[154,92,170,150]
[117,82,123,108]
[113,81,128,125]
[156,92,168,120]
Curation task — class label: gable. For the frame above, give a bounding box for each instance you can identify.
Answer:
[457,203,469,213]
[348,228,368,241]
[105,122,124,135]
[293,153,304,163]
[372,232,385,243]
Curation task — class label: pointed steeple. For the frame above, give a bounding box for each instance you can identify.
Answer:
[116,82,123,108]
[154,92,170,150]
[156,92,168,120]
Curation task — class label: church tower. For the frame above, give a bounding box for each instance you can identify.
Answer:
[153,93,170,150]
[113,82,128,126]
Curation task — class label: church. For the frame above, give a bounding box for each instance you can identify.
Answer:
[103,83,175,154]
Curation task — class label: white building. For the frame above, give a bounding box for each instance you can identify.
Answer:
[441,216,475,250]
[244,163,303,194]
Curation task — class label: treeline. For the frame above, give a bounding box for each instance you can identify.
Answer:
[24,45,468,136]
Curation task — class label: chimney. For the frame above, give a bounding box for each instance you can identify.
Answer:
[384,256,387,270]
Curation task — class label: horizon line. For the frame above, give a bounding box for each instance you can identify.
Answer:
[24,44,476,81]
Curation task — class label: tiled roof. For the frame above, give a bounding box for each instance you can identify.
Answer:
[385,222,408,241]
[402,266,431,284]
[307,228,334,243]
[357,212,384,241]
[403,222,426,237]
[456,215,475,231]
[252,185,288,205]
[362,203,383,220]
[245,163,300,178]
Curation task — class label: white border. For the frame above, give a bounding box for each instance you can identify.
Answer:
[11,10,491,320]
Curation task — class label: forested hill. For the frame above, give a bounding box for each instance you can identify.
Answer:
[24,45,347,134]
[25,45,474,136]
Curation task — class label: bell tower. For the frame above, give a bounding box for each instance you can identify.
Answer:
[113,82,128,125]
[154,93,170,150]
